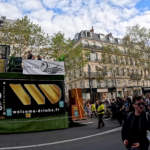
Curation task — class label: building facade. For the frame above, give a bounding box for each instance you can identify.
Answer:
[67,27,150,101]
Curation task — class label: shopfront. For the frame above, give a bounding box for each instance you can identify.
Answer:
[124,87,133,97]
[142,87,150,95]
[133,87,142,95]
[97,88,108,99]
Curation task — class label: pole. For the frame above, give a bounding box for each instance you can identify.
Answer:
[113,68,117,98]
[88,64,92,103]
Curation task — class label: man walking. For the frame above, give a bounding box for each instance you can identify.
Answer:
[97,100,105,129]
[122,96,150,150]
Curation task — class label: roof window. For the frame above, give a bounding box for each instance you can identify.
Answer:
[109,37,114,43]
[85,31,92,38]
[117,38,122,44]
[99,34,105,41]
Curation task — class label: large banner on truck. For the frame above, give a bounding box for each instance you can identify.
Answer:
[0,80,65,119]
[23,60,64,75]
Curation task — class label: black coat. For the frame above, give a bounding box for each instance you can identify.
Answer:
[122,111,150,149]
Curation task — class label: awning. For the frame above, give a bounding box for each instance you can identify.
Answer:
[97,89,108,92]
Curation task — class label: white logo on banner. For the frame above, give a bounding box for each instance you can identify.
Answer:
[23,60,64,75]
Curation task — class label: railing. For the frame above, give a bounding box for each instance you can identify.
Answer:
[84,72,107,78]
[130,74,142,80]
[82,44,103,50]
[144,75,150,80]
[108,83,116,87]
[87,58,100,62]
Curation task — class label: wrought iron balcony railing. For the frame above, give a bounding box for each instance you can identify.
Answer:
[144,75,150,80]
[87,58,100,62]
[82,44,103,50]
[84,72,107,78]
[130,74,142,80]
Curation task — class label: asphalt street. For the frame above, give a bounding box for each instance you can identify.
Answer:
[0,118,150,150]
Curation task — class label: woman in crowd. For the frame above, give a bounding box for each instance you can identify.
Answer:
[85,100,91,120]
[116,97,124,126]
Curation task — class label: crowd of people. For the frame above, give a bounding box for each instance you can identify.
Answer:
[84,93,150,126]
[84,94,150,150]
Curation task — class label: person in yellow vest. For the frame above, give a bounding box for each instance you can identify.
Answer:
[97,100,105,129]
[91,104,96,118]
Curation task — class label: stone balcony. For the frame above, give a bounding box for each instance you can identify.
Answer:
[130,74,142,80]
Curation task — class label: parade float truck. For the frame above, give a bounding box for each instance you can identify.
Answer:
[0,59,69,133]
[0,55,86,133]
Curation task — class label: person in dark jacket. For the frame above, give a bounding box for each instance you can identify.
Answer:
[116,97,124,126]
[37,55,42,60]
[27,51,33,59]
[122,95,150,150]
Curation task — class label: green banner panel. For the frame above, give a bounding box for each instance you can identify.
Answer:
[0,113,68,133]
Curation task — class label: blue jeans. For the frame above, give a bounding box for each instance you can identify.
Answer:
[129,148,139,150]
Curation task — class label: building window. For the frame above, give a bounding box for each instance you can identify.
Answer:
[80,81,82,88]
[87,32,91,38]
[128,80,131,84]
[143,81,145,86]
[112,79,115,86]
[79,67,82,76]
[109,37,113,43]
[104,80,108,87]
[89,80,93,87]
[97,81,100,87]
[117,80,121,87]
[96,53,98,61]
[88,65,91,72]
[124,80,126,85]
[75,83,77,88]
[117,39,122,44]
[99,34,105,41]
[121,68,124,76]
[70,84,72,89]
[141,70,143,76]
[116,67,119,76]
[75,33,78,41]
[103,66,107,75]
[130,58,133,65]
[95,66,98,72]
[133,80,136,86]
[127,69,129,76]
[74,70,76,78]
[92,42,96,46]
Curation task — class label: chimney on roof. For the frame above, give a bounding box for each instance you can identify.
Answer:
[1,16,6,20]
[107,33,112,37]
[90,26,94,33]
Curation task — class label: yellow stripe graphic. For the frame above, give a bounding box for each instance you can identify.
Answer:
[39,85,61,104]
[10,84,30,105]
[24,84,45,105]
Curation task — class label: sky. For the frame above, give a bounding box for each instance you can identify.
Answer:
[0,0,150,39]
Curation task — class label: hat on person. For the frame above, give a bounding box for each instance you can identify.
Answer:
[37,55,40,57]
[28,50,32,53]
[101,100,105,103]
